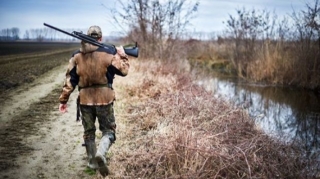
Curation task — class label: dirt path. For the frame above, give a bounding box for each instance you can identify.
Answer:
[0,59,140,179]
[0,65,95,179]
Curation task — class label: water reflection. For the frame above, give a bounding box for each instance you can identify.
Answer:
[196,74,320,155]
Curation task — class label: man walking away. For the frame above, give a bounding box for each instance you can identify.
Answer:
[58,25,130,176]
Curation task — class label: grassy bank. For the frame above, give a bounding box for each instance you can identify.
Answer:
[101,59,316,179]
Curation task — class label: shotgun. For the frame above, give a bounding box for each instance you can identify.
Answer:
[43,23,139,58]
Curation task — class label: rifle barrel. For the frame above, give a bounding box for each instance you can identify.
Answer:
[43,23,78,39]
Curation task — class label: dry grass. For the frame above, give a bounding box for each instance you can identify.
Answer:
[246,41,294,85]
[244,39,320,89]
[188,38,320,89]
[100,59,316,179]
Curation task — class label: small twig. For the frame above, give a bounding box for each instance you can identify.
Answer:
[235,146,252,179]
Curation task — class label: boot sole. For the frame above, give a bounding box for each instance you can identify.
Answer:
[95,156,109,177]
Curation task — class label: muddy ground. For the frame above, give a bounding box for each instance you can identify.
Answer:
[0,43,103,179]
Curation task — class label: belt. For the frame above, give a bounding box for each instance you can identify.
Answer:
[78,83,113,91]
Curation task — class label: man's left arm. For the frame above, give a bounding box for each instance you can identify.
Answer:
[111,46,130,76]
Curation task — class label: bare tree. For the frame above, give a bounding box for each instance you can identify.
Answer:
[276,17,291,42]
[290,0,320,87]
[0,29,8,40]
[303,0,320,50]
[24,30,30,40]
[225,8,276,77]
[0,28,20,41]
[107,0,199,60]
[11,27,20,40]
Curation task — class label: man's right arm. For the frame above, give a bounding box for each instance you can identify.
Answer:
[59,57,79,106]
[59,103,68,113]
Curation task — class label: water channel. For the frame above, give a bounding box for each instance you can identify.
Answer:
[194,70,320,157]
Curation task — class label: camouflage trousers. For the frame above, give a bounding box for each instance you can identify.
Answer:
[80,103,116,141]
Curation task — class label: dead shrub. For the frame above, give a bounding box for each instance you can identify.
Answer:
[109,60,315,179]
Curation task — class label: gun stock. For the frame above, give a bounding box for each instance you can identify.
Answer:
[43,23,139,58]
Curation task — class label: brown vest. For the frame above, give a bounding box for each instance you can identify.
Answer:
[74,49,115,105]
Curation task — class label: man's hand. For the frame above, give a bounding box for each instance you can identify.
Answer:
[116,46,127,58]
[59,103,68,113]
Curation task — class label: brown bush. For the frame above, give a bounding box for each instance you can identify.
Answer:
[107,60,313,179]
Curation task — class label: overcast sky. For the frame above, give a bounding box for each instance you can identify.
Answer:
[0,0,305,37]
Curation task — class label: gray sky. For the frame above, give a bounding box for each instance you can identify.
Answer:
[192,0,304,32]
[0,0,305,37]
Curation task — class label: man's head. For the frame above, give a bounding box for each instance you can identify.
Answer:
[87,25,102,40]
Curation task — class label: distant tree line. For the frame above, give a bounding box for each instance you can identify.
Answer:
[0,28,20,41]
[0,27,88,42]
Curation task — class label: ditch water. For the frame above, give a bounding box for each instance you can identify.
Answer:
[194,70,320,156]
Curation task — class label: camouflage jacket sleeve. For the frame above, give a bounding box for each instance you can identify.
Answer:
[59,57,79,104]
[111,46,130,76]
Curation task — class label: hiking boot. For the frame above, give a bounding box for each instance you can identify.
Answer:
[95,135,111,176]
[85,139,98,169]
[95,154,109,176]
